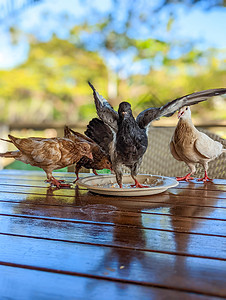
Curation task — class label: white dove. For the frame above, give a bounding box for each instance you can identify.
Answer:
[170,106,226,182]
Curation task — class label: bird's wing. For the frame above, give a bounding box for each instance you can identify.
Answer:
[9,135,62,165]
[64,126,74,139]
[85,118,113,156]
[32,141,62,165]
[68,127,94,144]
[136,88,226,128]
[194,132,223,159]
[169,140,183,161]
[64,126,94,144]
[88,81,118,132]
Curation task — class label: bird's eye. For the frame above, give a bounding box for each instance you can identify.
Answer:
[186,107,188,110]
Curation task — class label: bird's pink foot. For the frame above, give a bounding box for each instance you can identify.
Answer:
[46,177,71,188]
[197,171,212,182]
[58,179,67,183]
[176,173,194,182]
[73,176,79,183]
[131,179,149,188]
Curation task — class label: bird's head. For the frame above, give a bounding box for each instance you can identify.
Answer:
[100,157,113,171]
[177,106,191,119]
[118,102,132,118]
[80,142,93,160]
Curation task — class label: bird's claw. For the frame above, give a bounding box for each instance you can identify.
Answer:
[130,183,149,188]
[52,182,72,189]
[197,177,212,182]
[73,177,79,184]
[176,173,194,181]
[131,179,149,188]
[197,173,212,182]
[46,178,72,188]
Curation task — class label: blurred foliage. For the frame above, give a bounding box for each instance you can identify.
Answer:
[0,0,225,126]
[0,34,108,124]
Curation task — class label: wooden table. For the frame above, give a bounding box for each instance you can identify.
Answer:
[0,170,226,299]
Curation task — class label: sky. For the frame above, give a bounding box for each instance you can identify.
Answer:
[0,0,225,70]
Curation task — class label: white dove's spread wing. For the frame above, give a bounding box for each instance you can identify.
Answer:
[194,132,223,159]
[136,88,226,129]
[88,81,118,132]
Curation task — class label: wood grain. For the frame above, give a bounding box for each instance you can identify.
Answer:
[0,170,226,299]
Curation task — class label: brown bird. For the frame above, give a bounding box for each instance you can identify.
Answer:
[64,126,112,181]
[0,134,93,188]
[170,106,226,182]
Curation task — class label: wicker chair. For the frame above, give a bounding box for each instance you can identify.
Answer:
[139,126,226,179]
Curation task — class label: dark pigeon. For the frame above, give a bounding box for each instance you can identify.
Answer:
[86,82,226,188]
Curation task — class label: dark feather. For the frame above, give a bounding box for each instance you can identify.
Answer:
[85,118,113,156]
[88,81,118,132]
[136,88,226,128]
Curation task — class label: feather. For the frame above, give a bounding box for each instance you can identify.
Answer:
[85,118,113,155]
[136,88,226,128]
[88,81,118,132]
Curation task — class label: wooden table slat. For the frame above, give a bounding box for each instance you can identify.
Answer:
[0,201,226,237]
[1,170,225,299]
[1,234,226,297]
[2,265,214,300]
[1,215,226,260]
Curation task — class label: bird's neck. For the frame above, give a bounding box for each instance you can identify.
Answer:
[175,117,196,141]
[118,114,136,128]
[178,116,195,129]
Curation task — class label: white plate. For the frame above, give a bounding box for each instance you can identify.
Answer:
[77,174,178,196]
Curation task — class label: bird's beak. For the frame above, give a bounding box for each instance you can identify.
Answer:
[122,111,127,115]
[177,111,184,119]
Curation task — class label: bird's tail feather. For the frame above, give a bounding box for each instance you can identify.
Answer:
[0,137,20,158]
[0,150,20,158]
[64,126,71,138]
[0,138,12,143]
[64,125,79,137]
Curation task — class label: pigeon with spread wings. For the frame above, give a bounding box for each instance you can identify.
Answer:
[86,82,226,188]
[0,135,93,188]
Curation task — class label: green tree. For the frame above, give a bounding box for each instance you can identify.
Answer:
[0,34,108,124]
